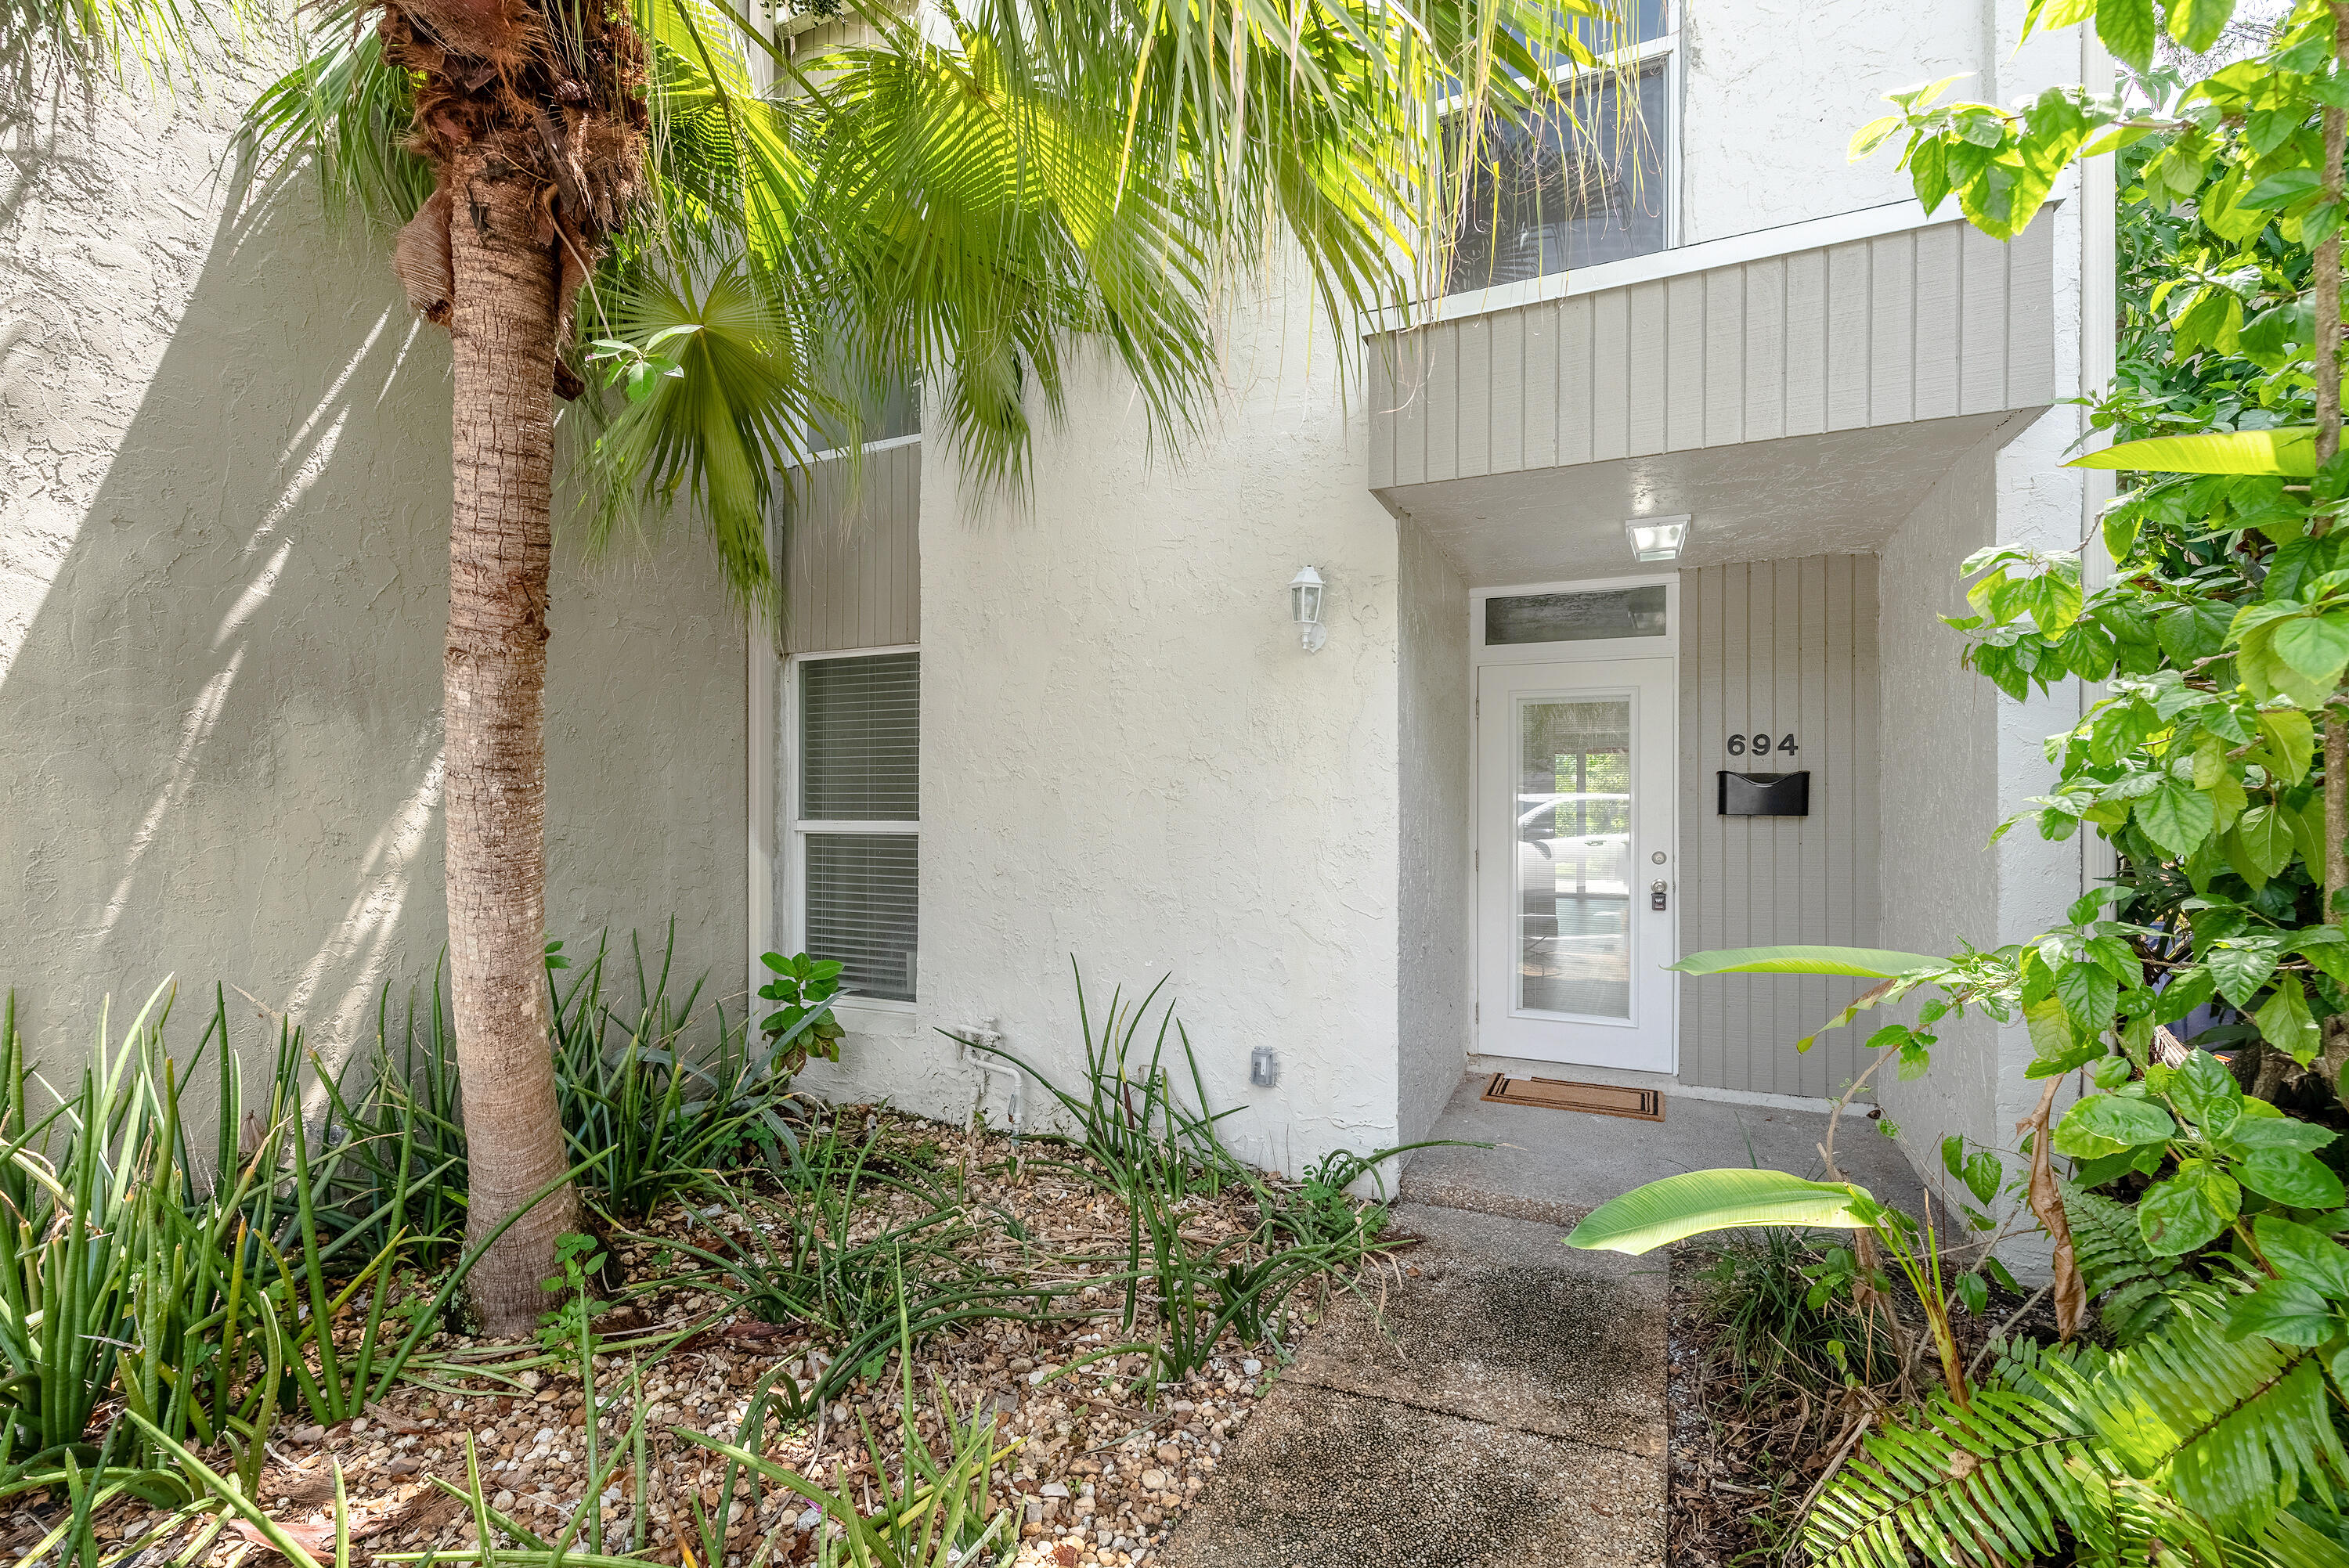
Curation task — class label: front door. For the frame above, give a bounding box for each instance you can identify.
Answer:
[1478,658,1676,1072]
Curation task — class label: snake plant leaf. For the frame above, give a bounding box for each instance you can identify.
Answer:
[1565,1168,1875,1255]
[2067,427,2316,476]
[1668,946,1951,979]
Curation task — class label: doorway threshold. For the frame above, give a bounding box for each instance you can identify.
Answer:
[1401,1069,1926,1230]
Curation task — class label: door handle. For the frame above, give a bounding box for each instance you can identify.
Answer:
[1650,881,1669,911]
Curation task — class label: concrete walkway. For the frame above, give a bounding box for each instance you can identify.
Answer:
[1161,1072,1924,1567]
[1160,1202,1667,1568]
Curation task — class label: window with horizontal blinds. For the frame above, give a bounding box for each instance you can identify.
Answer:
[796,650,919,1004]
[800,653,918,820]
[804,834,918,1002]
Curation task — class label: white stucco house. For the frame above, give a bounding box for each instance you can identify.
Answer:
[770,3,2120,1193]
[3,0,2113,1204]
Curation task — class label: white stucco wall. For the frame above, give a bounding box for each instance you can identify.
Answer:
[1680,0,1988,244]
[794,290,1406,1177]
[1397,517,1471,1145]
[1,49,748,1072]
[1875,431,2004,1166]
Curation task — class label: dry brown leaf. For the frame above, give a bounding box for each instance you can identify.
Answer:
[2017,1076,2085,1341]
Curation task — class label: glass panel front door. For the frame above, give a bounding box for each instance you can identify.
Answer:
[1478,656,1676,1072]
[1517,698,1632,1018]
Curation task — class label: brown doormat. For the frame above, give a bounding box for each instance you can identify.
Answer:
[1480,1073,1665,1122]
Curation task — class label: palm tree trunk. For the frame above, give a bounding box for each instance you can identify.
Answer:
[443,157,579,1332]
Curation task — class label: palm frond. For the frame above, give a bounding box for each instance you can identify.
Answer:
[582,255,846,617]
[236,0,433,227]
[0,0,220,80]
[1801,1386,2115,1568]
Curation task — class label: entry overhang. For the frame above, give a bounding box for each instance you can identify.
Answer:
[1370,215,2058,584]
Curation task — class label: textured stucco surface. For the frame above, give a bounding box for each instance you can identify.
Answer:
[1875,431,2004,1162]
[1680,0,1987,245]
[1397,517,1470,1146]
[795,288,1405,1176]
[1,52,747,1072]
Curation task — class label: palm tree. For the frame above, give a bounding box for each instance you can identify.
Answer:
[232,0,1600,1332]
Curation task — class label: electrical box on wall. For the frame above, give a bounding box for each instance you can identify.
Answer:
[1719,770,1810,816]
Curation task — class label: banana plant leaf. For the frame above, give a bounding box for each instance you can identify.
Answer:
[1668,946,1950,979]
[1565,1168,1875,1255]
[2066,427,2315,477]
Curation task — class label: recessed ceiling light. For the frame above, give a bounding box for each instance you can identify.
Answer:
[1625,516,1690,563]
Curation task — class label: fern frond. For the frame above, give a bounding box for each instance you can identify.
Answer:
[2078,1282,2349,1530]
[1802,1387,2113,1568]
[2063,1180,2187,1340]
[2253,1505,2349,1568]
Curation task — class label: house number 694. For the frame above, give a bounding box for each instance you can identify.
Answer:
[1727,733,1798,756]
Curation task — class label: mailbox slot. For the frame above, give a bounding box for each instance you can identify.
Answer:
[1718,770,1810,816]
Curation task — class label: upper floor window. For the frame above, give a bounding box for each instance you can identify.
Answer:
[1445,1,1673,296]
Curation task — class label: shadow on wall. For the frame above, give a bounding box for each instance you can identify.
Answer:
[0,77,747,1074]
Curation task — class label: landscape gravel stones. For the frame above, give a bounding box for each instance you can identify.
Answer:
[13,1112,1355,1568]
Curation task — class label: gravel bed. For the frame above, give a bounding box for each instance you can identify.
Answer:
[25,1112,1366,1568]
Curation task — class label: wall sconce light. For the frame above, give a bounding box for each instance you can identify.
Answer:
[1289,566,1327,652]
[1625,516,1690,564]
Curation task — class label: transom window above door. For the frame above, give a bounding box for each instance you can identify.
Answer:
[1444,0,1674,296]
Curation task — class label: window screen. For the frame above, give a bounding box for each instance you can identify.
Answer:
[804,834,918,1003]
[1446,65,1669,295]
[1485,586,1666,645]
[801,653,919,820]
[797,651,919,1002]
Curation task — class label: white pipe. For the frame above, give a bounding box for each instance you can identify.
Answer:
[956,1020,1022,1132]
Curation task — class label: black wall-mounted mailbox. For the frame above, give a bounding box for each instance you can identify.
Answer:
[1719,770,1811,816]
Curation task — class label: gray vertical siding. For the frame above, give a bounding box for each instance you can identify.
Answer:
[1369,214,2057,492]
[785,442,922,653]
[1677,556,1881,1100]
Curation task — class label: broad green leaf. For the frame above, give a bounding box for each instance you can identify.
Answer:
[2207,943,2280,1007]
[2227,1278,2334,1346]
[1564,1169,1874,1255]
[2025,996,2101,1076]
[2030,0,2099,29]
[2135,777,2216,856]
[2164,0,2235,54]
[2240,1148,2347,1208]
[2156,964,2217,1022]
[2227,1116,2341,1155]
[1668,946,1949,979]
[2095,0,2158,67]
[2272,615,2349,687]
[2255,974,2321,1065]
[2169,1047,2242,1135]
[2253,1215,2349,1299]
[2055,1092,2178,1156]
[2137,1161,2240,1254]
[2257,708,2316,784]
[2055,960,2120,1031]
[1849,115,1902,161]
[2023,568,2084,635]
[2068,427,2317,476]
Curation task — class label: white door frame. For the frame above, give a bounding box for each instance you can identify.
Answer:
[1469,575,1680,1072]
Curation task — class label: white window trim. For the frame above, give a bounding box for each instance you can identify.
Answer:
[1471,572,1681,666]
[780,643,922,1016]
